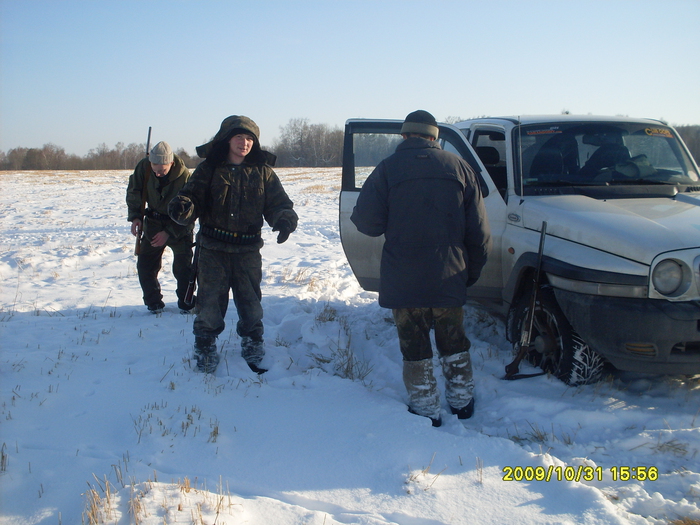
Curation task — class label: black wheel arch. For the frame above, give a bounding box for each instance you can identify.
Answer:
[504,252,554,321]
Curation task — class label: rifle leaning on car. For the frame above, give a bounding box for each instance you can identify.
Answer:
[503,221,548,380]
[134,126,152,256]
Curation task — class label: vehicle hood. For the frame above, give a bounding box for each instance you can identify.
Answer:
[522,193,700,264]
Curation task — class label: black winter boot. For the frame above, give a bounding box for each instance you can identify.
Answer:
[241,337,267,374]
[450,398,475,420]
[147,301,165,314]
[194,336,219,373]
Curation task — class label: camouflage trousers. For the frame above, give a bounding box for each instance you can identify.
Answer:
[392,307,472,361]
[193,247,264,342]
[393,307,475,417]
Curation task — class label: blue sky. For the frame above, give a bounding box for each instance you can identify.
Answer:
[2,0,699,156]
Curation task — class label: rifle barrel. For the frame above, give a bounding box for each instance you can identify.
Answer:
[146,126,152,157]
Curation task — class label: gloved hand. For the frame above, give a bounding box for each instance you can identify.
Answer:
[466,276,479,287]
[168,197,194,225]
[272,219,293,244]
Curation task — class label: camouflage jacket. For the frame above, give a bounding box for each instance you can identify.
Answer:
[126,155,193,241]
[169,159,298,253]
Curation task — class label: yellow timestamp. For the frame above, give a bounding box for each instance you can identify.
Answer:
[502,465,659,482]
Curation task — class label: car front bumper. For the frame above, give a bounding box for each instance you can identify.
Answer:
[554,289,700,375]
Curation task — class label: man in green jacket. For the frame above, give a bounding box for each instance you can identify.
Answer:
[126,141,194,314]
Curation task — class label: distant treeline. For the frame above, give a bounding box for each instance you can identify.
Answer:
[1,121,699,171]
[0,118,344,171]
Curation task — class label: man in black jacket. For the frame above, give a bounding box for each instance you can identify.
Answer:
[351,110,491,426]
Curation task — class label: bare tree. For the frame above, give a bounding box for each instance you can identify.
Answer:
[3,147,29,170]
[175,147,199,169]
[22,148,48,170]
[272,118,343,167]
[40,143,67,169]
[121,142,146,169]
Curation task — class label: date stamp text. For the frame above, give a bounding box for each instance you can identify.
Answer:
[502,465,659,482]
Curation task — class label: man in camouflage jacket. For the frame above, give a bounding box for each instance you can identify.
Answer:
[126,141,194,313]
[169,115,298,374]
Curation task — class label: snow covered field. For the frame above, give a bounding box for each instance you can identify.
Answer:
[0,168,698,524]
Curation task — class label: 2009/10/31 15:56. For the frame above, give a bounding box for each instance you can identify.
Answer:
[502,465,659,482]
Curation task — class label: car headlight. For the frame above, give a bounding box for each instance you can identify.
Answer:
[652,259,683,295]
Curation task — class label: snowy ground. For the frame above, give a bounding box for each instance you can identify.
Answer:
[0,169,698,525]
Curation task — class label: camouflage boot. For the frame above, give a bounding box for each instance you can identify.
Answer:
[403,358,442,427]
[440,351,475,419]
[241,336,267,374]
[194,336,219,374]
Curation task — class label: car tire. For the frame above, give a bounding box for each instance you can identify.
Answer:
[507,286,605,386]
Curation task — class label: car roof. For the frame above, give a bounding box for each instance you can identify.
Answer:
[345,115,670,130]
[454,115,668,128]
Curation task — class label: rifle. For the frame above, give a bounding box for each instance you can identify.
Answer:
[504,221,547,380]
[183,238,199,307]
[134,126,152,256]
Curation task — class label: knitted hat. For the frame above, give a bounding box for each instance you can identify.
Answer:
[149,141,173,164]
[400,110,439,140]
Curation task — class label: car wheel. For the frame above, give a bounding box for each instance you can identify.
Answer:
[507,286,605,386]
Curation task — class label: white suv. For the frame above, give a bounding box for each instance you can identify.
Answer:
[339,115,700,385]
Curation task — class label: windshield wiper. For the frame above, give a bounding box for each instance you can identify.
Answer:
[606,179,676,185]
[529,179,607,187]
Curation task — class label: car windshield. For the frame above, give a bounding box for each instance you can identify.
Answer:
[515,122,699,187]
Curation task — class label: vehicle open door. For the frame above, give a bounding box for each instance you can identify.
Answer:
[339,119,503,298]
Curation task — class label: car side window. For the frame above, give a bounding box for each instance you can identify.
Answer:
[440,133,489,197]
[471,130,507,199]
[347,127,489,197]
[439,136,490,197]
[352,133,403,188]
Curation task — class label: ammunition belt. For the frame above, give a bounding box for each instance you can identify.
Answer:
[200,225,261,245]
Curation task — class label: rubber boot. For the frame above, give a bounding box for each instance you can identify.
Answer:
[441,350,475,419]
[194,335,219,374]
[403,358,442,427]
